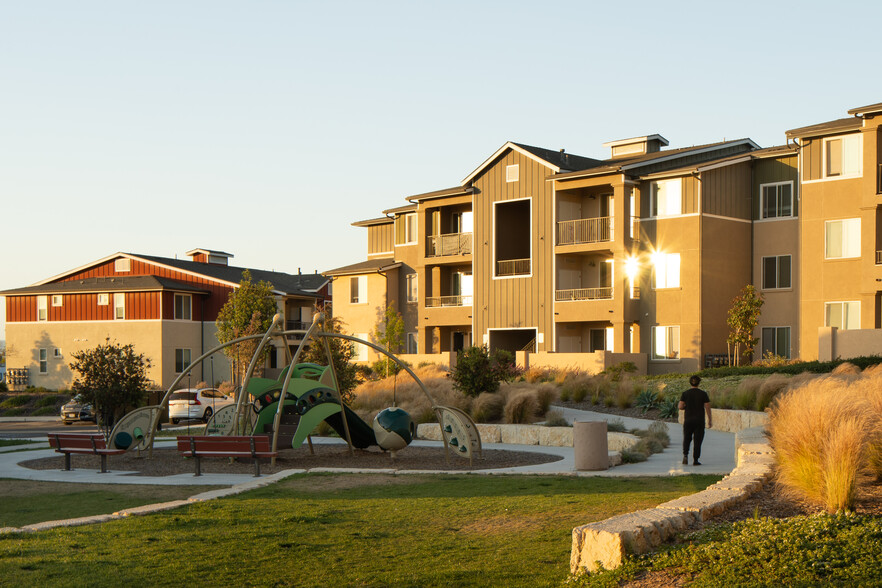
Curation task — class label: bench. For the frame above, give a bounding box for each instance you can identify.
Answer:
[47,432,127,473]
[176,435,277,477]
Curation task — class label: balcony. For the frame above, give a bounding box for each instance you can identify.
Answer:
[555,287,613,302]
[426,295,472,308]
[286,320,311,331]
[557,217,611,245]
[497,258,531,277]
[427,232,472,258]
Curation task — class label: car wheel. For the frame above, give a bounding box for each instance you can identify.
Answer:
[171,418,179,425]
[64,421,73,425]
[203,407,213,423]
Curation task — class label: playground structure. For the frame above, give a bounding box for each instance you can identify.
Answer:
[105,312,481,464]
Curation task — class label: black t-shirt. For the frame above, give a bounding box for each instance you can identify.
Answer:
[680,387,710,424]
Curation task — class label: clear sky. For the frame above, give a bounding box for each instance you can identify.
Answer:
[2,0,881,338]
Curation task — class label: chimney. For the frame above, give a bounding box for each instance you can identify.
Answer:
[185,249,233,266]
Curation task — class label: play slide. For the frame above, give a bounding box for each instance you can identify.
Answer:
[324,404,377,449]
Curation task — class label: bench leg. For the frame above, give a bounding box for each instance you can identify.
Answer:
[99,454,108,474]
[194,456,201,477]
[63,453,71,471]
[253,458,261,477]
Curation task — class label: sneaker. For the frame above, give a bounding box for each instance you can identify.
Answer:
[693,461,702,466]
[682,456,688,465]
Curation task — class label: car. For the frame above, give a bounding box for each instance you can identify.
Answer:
[168,388,234,424]
[60,397,96,424]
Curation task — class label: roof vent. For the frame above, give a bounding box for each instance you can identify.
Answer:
[185,248,233,266]
[602,134,670,159]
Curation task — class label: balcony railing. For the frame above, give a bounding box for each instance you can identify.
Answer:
[630,286,641,300]
[554,287,613,301]
[427,232,472,257]
[426,295,473,308]
[557,217,611,245]
[497,258,531,276]
[286,320,311,332]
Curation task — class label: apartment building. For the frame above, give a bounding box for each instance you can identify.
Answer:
[2,249,329,389]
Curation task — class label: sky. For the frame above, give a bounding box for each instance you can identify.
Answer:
[2,0,881,338]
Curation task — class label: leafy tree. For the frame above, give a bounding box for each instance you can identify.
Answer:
[69,339,151,435]
[450,345,520,397]
[372,302,405,377]
[216,270,278,385]
[301,313,360,403]
[727,284,764,366]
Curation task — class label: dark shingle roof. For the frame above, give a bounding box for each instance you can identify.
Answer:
[511,142,602,172]
[785,118,861,139]
[0,275,211,296]
[323,258,400,277]
[130,254,328,296]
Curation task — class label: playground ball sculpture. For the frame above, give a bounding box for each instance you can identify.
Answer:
[372,407,415,451]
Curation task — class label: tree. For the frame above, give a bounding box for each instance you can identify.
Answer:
[301,312,360,403]
[216,270,278,385]
[69,339,151,435]
[372,302,405,377]
[450,345,519,397]
[727,285,764,366]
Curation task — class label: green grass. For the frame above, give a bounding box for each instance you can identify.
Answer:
[0,479,221,528]
[0,439,35,447]
[0,473,718,587]
[574,513,882,587]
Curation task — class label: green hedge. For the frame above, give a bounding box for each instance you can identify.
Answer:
[696,355,882,378]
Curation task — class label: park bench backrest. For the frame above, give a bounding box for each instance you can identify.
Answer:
[176,435,272,455]
[48,433,108,452]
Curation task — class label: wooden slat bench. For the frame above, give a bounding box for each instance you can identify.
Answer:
[176,435,277,477]
[47,432,127,473]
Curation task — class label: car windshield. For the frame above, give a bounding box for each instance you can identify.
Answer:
[170,392,198,401]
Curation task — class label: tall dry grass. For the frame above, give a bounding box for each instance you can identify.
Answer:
[768,368,881,512]
[351,365,470,424]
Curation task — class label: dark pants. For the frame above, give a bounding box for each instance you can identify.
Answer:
[682,421,705,461]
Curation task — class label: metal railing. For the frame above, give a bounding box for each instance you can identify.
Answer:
[630,286,641,300]
[427,232,472,257]
[497,258,531,276]
[557,217,611,245]
[425,295,473,308]
[521,338,536,352]
[554,287,613,301]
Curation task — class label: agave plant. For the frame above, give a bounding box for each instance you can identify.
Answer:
[659,395,679,419]
[635,389,660,413]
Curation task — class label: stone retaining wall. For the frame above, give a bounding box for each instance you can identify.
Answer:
[570,425,774,574]
[678,408,769,433]
[416,423,639,451]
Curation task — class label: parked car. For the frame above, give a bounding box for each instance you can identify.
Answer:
[60,397,96,424]
[168,388,234,424]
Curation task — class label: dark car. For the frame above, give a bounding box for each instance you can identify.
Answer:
[60,397,96,424]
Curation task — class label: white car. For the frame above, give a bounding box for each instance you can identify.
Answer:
[168,388,234,424]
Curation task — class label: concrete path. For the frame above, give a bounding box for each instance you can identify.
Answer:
[0,407,735,485]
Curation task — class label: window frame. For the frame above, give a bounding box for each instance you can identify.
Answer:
[760,181,794,219]
[761,326,791,359]
[405,273,418,304]
[762,255,792,290]
[175,348,192,374]
[825,218,861,259]
[38,348,48,374]
[114,258,131,272]
[37,296,48,321]
[350,275,367,305]
[113,293,126,320]
[492,197,533,279]
[174,293,192,320]
[506,164,519,183]
[394,213,418,245]
[51,294,63,307]
[651,325,680,360]
[653,253,681,289]
[651,178,683,218]
[825,301,860,330]
[823,133,862,179]
[97,293,109,306]
[406,332,418,354]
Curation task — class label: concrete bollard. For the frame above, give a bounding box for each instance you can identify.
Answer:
[573,420,608,471]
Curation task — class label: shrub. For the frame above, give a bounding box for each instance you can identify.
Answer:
[615,381,634,409]
[0,382,7,393]
[635,389,660,413]
[1,395,31,408]
[558,387,571,402]
[560,371,592,404]
[731,377,762,410]
[603,361,637,381]
[471,392,506,423]
[534,384,558,416]
[658,395,679,419]
[757,373,791,411]
[371,358,403,378]
[606,418,627,433]
[504,391,538,424]
[2,407,25,417]
[543,409,569,427]
[35,395,60,408]
[620,447,649,463]
[524,367,555,384]
[450,346,517,397]
[33,406,57,416]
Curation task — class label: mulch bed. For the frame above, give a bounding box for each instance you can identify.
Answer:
[555,400,678,422]
[21,443,563,476]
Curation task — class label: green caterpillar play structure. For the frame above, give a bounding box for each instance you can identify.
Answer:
[105,312,481,463]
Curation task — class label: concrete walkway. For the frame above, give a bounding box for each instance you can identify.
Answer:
[0,407,735,485]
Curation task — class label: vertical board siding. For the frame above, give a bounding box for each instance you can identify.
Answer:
[753,155,799,219]
[803,140,821,181]
[702,162,752,219]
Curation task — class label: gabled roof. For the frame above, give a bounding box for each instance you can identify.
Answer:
[29,252,328,298]
[352,216,393,228]
[785,117,861,140]
[461,141,602,185]
[323,258,400,277]
[847,102,882,117]
[406,186,474,203]
[0,275,211,297]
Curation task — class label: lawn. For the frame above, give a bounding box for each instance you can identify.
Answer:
[0,473,718,587]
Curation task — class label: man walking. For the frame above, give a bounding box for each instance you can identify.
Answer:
[679,375,712,465]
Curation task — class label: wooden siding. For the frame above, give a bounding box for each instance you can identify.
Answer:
[802,139,822,181]
[702,162,752,219]
[754,155,799,219]
[472,149,555,348]
[683,175,700,215]
[161,291,205,321]
[637,144,753,176]
[6,295,37,322]
[5,291,162,321]
[367,224,393,255]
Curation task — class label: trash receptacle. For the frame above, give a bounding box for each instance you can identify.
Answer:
[573,420,608,471]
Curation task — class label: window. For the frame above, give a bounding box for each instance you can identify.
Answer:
[394,213,417,245]
[762,327,791,359]
[825,218,860,259]
[494,199,531,277]
[39,348,48,374]
[268,345,277,369]
[115,258,131,272]
[354,333,369,361]
[51,295,63,307]
[506,164,519,182]
[653,253,680,289]
[350,276,367,304]
[824,133,861,179]
[651,178,682,217]
[406,333,418,354]
[652,326,680,360]
[114,293,125,319]
[405,273,418,303]
[762,255,792,289]
[175,349,191,373]
[54,348,63,358]
[174,294,192,320]
[97,293,109,306]
[825,301,860,330]
[761,182,793,219]
[37,296,48,321]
